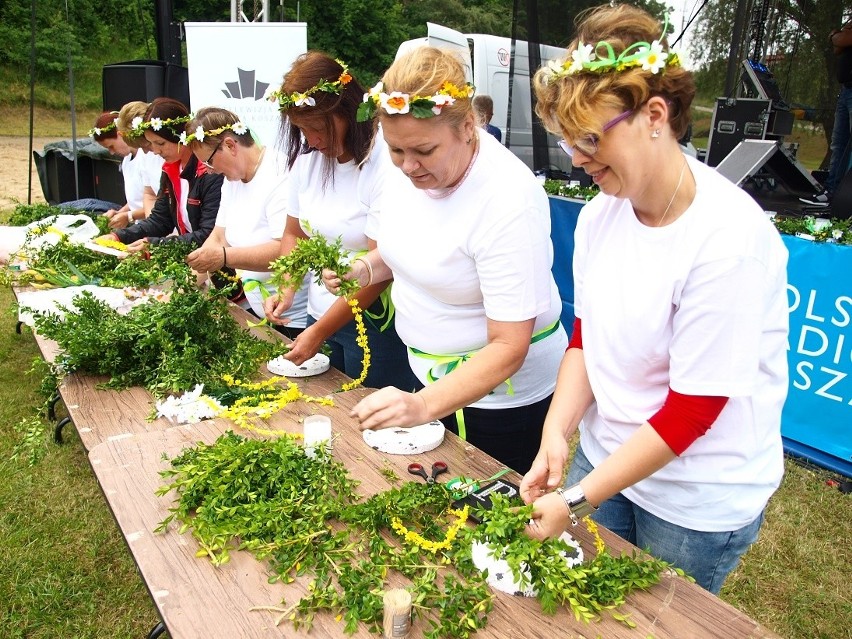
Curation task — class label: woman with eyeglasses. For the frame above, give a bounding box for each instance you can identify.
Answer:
[99,97,224,253]
[181,107,308,338]
[519,4,789,594]
[263,52,415,389]
[322,46,568,474]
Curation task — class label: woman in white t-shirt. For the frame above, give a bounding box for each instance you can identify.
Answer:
[263,52,414,389]
[324,47,568,473]
[90,103,162,229]
[518,5,789,594]
[183,107,308,336]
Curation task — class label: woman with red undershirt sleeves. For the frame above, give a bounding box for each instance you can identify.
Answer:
[519,5,789,595]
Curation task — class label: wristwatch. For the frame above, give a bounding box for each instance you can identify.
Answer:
[555,483,597,526]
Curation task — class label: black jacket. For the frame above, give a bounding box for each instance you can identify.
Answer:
[116,154,224,246]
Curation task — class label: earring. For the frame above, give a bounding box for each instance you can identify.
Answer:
[651,129,661,139]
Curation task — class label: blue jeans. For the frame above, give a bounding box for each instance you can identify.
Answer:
[827,85,852,195]
[306,308,415,391]
[566,445,765,594]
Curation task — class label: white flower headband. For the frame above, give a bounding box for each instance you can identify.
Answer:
[267,59,352,110]
[180,121,249,145]
[87,116,119,139]
[129,114,193,139]
[356,81,475,122]
[545,14,681,82]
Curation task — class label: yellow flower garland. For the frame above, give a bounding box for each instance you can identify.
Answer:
[390,505,470,553]
[218,375,334,435]
[340,298,370,392]
[583,516,606,556]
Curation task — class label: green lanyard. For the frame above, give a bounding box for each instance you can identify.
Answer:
[409,319,561,439]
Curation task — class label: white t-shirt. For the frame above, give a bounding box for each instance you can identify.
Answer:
[378,132,567,408]
[120,149,164,210]
[217,147,308,325]
[286,134,387,318]
[575,154,789,532]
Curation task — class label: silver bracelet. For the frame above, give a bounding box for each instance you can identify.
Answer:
[555,484,597,526]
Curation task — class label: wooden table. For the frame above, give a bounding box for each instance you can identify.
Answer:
[89,401,779,639]
[14,285,780,638]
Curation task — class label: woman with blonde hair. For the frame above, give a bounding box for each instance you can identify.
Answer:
[519,4,788,593]
[324,46,567,473]
[182,107,308,337]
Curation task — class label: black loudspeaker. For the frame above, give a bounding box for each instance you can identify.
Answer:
[714,139,823,196]
[102,60,189,111]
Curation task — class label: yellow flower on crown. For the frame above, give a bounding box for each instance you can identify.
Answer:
[357,81,476,121]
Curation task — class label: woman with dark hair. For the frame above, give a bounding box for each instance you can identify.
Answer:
[182,107,308,338]
[98,97,224,252]
[264,52,414,390]
[89,105,163,230]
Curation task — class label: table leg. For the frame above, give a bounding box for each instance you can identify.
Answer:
[47,392,60,421]
[146,621,167,639]
[54,417,71,444]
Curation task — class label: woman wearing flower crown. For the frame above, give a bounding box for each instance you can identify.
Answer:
[98,97,224,252]
[181,107,308,337]
[517,4,789,593]
[263,52,414,389]
[324,46,568,474]
[89,103,164,230]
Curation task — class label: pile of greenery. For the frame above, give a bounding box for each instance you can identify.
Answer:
[543,179,599,201]
[29,271,286,397]
[158,431,681,637]
[6,203,108,232]
[772,216,852,245]
[6,237,197,289]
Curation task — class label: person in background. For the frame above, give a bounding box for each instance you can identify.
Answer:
[324,47,567,473]
[183,107,308,338]
[98,98,223,252]
[472,94,502,142]
[519,4,789,594]
[826,19,852,199]
[100,101,164,230]
[264,52,414,389]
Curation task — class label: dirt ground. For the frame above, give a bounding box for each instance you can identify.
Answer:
[0,136,52,210]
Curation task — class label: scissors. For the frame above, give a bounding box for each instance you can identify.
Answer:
[408,461,449,484]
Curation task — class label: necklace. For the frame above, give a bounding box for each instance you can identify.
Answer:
[425,135,479,199]
[244,146,266,183]
[657,158,688,227]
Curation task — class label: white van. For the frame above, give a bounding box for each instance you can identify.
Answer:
[396,23,571,176]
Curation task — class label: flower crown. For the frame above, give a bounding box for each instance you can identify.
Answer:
[356,81,475,122]
[545,15,681,81]
[267,59,352,110]
[179,121,249,145]
[129,114,193,139]
[87,117,119,139]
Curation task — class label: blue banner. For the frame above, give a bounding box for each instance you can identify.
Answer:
[782,235,852,476]
[548,196,852,477]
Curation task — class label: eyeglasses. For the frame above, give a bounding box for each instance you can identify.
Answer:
[200,140,222,170]
[558,110,634,158]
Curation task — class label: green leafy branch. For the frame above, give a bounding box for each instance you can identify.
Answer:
[269,227,362,298]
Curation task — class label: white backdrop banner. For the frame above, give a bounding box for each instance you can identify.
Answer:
[185,22,307,148]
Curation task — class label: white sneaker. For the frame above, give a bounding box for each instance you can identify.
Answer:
[799,193,830,205]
